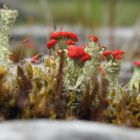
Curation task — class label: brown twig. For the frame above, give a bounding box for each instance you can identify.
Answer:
[91,78,108,122]
[54,51,66,119]
[78,80,99,120]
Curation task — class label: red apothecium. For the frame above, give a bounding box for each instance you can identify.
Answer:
[112,50,124,57]
[80,52,91,62]
[103,51,112,56]
[133,61,140,67]
[50,32,78,42]
[47,39,57,49]
[88,35,98,43]
[68,46,85,58]
[66,40,75,45]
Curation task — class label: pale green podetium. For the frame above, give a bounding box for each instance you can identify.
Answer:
[82,41,104,92]
[64,41,103,93]
[0,7,18,66]
[129,66,140,91]
[104,59,122,104]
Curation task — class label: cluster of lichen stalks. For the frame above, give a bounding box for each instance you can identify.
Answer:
[0,7,140,128]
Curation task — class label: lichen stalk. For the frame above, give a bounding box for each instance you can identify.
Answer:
[0,7,18,66]
[129,67,140,90]
[81,42,104,92]
[104,60,122,104]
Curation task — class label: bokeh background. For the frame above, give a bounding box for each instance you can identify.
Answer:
[0,0,140,82]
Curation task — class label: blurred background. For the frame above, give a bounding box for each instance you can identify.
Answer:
[0,0,140,82]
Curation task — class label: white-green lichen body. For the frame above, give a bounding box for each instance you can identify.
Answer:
[64,42,103,92]
[64,55,84,91]
[104,60,122,104]
[0,8,18,66]
[81,42,103,91]
[129,67,140,90]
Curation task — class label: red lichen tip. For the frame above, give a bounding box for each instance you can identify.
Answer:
[88,35,98,43]
[50,32,60,39]
[133,61,140,67]
[50,31,78,41]
[77,47,86,57]
[103,51,112,56]
[47,39,57,49]
[115,55,123,60]
[68,45,79,58]
[65,40,76,45]
[68,46,85,59]
[112,50,124,57]
[80,52,91,62]
[68,32,79,42]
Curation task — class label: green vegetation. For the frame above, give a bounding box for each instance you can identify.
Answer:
[15,0,140,26]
